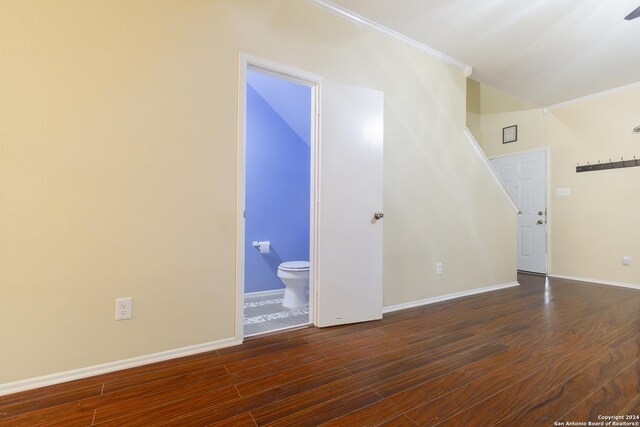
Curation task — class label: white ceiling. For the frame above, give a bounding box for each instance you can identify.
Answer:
[324,0,640,106]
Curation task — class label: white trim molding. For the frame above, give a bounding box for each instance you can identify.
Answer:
[245,289,284,298]
[464,127,520,214]
[0,337,241,397]
[383,281,520,314]
[306,0,471,75]
[544,81,640,113]
[240,54,325,86]
[236,53,322,341]
[549,274,640,291]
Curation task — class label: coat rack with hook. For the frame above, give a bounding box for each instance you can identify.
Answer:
[576,156,640,173]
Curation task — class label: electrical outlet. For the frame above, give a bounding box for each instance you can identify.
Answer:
[623,256,631,266]
[115,297,132,320]
[436,262,443,275]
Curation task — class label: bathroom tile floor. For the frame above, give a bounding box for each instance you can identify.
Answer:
[244,290,310,336]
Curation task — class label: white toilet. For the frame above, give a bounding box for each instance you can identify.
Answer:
[277,261,310,308]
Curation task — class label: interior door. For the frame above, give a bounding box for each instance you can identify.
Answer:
[491,150,547,274]
[316,82,384,327]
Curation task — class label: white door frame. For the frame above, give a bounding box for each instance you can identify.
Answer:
[236,54,323,341]
[489,147,551,275]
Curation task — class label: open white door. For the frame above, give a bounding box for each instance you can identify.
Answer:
[316,82,384,327]
[491,150,547,274]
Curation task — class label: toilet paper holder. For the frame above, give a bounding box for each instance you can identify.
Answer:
[252,241,271,254]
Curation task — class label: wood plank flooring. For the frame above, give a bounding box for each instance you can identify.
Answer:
[2,274,640,426]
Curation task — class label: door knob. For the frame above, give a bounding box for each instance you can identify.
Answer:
[374,212,384,220]
[538,211,544,216]
[537,219,544,224]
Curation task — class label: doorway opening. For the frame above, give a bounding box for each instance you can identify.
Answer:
[236,55,385,341]
[237,59,319,338]
[490,149,549,275]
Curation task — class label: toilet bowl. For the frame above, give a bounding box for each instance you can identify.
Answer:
[277,261,310,308]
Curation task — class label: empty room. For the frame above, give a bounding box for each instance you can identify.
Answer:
[1,0,639,426]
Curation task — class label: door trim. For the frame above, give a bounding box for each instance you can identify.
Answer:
[236,54,323,342]
[489,147,551,275]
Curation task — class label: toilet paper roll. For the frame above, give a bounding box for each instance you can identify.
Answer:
[258,241,270,254]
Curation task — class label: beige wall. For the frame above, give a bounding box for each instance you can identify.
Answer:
[1,0,516,385]
[466,79,482,139]
[470,82,640,285]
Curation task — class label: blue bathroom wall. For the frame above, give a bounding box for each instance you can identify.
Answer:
[244,74,310,294]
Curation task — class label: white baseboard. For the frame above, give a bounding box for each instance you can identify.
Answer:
[383,281,520,314]
[548,274,640,290]
[0,336,241,397]
[245,289,284,298]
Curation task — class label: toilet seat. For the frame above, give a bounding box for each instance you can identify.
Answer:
[278,261,310,272]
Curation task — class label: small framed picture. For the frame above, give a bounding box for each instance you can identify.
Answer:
[503,125,517,144]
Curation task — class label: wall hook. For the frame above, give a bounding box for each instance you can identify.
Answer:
[576,155,640,173]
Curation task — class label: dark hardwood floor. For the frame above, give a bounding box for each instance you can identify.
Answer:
[2,274,640,426]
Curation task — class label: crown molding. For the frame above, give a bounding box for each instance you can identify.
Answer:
[544,81,640,113]
[306,0,472,75]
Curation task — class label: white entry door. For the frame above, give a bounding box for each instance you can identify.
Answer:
[491,150,547,274]
[316,82,384,327]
